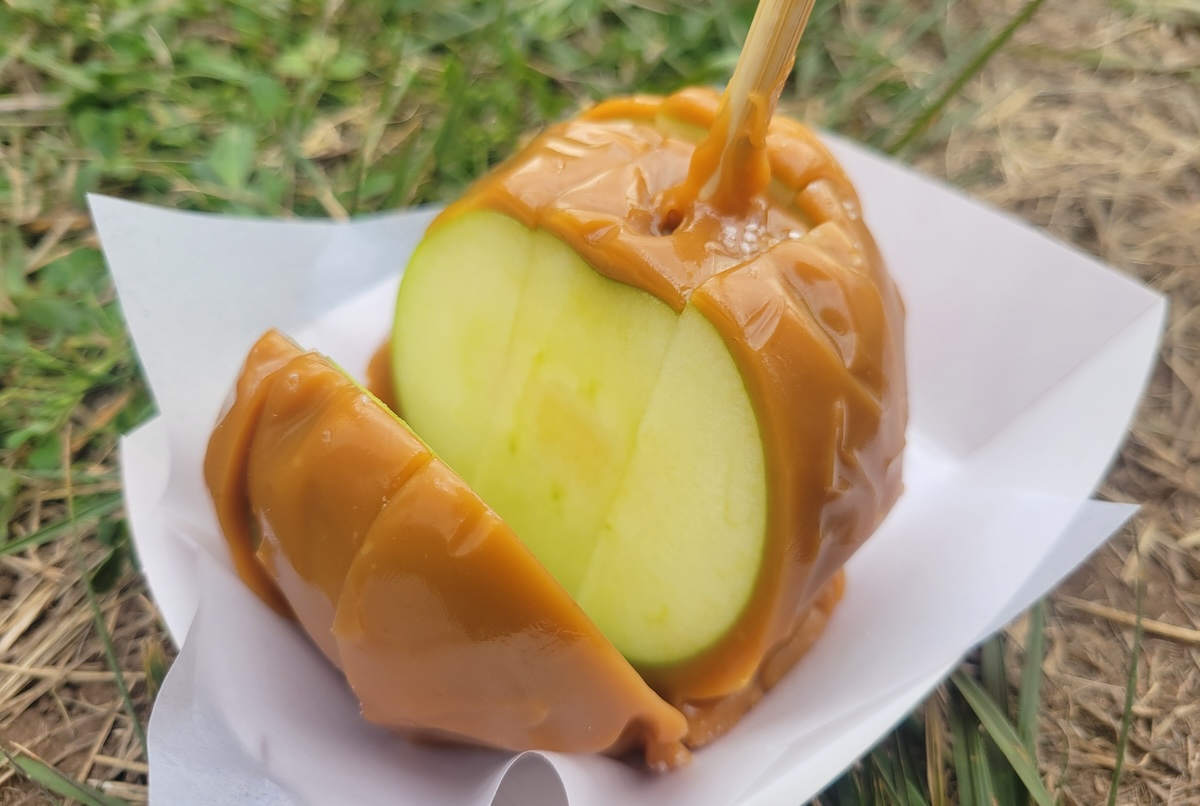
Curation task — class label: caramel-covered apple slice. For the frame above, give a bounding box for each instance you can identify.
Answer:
[205,331,690,766]
[390,87,906,737]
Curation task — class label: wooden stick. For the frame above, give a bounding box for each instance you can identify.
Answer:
[697,0,817,210]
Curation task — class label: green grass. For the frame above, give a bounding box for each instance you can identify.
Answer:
[0,0,1138,802]
[2,748,128,806]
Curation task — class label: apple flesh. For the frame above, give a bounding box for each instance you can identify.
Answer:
[394,211,768,665]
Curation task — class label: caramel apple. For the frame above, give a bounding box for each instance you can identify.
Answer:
[204,0,906,767]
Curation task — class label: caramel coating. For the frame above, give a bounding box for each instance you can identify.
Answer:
[205,331,691,764]
[432,87,907,725]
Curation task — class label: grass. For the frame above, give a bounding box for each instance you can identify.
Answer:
[814,631,1067,806]
[0,0,1149,802]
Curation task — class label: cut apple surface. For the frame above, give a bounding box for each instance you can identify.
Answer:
[204,330,690,764]
[394,212,769,666]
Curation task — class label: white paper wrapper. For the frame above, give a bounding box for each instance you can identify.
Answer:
[93,134,1165,805]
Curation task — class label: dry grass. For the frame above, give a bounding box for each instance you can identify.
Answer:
[0,535,158,804]
[933,0,1200,801]
[1,0,1197,802]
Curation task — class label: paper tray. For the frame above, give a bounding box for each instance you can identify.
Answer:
[93,134,1165,805]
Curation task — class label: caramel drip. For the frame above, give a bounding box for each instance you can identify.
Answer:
[665,0,816,221]
[430,88,907,714]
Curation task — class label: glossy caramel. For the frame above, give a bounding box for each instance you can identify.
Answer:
[365,340,399,414]
[205,331,692,765]
[430,87,907,725]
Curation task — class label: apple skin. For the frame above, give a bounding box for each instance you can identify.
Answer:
[395,87,907,727]
[205,331,690,766]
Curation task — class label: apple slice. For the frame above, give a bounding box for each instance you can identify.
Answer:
[574,303,766,666]
[205,331,689,764]
[391,87,907,725]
